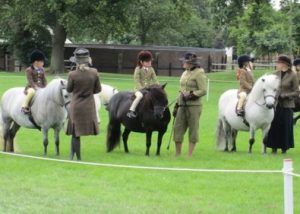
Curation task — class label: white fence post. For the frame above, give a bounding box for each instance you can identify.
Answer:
[206,78,210,102]
[283,159,294,214]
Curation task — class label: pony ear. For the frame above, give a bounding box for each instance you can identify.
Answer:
[261,78,265,82]
[161,83,167,89]
[60,80,65,86]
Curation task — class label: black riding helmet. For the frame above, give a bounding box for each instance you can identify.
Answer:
[237,55,251,68]
[293,58,300,66]
[30,50,46,63]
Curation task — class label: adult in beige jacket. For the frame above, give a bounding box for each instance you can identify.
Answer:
[173,52,207,156]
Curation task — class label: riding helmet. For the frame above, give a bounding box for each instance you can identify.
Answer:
[30,50,46,63]
[293,58,300,66]
[137,50,153,62]
[237,55,251,68]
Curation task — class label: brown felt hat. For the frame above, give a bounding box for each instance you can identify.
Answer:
[276,55,291,67]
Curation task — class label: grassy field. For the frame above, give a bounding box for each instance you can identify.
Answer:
[0,70,299,214]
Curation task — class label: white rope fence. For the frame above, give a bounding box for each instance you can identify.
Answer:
[0,152,299,214]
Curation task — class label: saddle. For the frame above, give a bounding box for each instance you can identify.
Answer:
[21,95,41,130]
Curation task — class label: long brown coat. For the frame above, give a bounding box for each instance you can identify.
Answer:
[66,67,101,137]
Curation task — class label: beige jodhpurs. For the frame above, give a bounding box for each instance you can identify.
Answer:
[22,88,35,108]
[129,91,143,112]
[237,91,247,111]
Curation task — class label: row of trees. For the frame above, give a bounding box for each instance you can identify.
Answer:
[0,0,299,73]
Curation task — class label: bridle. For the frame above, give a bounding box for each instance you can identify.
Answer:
[59,86,71,109]
[255,93,277,108]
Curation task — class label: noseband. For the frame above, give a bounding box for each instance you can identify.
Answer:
[255,94,277,108]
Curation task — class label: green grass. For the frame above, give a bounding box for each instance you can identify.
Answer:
[0,70,299,214]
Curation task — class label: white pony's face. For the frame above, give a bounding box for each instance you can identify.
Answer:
[60,80,72,108]
[261,76,279,109]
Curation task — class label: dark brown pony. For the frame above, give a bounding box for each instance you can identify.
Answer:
[106,84,171,156]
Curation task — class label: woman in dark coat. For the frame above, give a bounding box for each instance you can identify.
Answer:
[66,48,101,160]
[266,55,299,154]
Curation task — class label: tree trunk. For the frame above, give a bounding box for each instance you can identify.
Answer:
[50,21,67,74]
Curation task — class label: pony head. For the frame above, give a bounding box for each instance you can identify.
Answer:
[145,84,168,119]
[260,74,280,109]
[59,79,72,108]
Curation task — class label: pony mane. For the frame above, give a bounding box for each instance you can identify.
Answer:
[38,78,66,103]
[142,85,168,108]
[248,74,279,101]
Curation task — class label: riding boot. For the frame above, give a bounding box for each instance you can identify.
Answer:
[75,138,81,160]
[175,142,182,156]
[70,137,75,160]
[70,136,81,160]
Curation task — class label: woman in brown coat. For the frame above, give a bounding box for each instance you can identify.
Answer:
[66,48,101,160]
[266,55,299,154]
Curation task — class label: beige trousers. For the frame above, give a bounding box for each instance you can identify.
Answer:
[237,91,247,110]
[22,88,35,108]
[129,91,143,112]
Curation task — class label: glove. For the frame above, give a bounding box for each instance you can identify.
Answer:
[172,103,179,117]
[279,93,288,99]
[183,91,199,101]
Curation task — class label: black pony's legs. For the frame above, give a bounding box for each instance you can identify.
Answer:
[122,128,130,153]
[145,131,152,156]
[156,131,164,156]
[70,136,81,160]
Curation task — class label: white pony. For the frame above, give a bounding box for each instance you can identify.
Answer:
[94,83,119,123]
[216,74,280,153]
[0,79,71,155]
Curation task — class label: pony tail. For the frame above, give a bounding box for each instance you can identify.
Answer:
[106,119,121,152]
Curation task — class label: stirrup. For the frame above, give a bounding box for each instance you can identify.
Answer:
[21,107,31,114]
[127,110,137,118]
